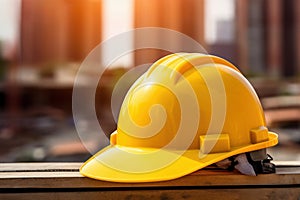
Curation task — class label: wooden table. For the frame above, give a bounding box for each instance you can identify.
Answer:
[0,162,299,200]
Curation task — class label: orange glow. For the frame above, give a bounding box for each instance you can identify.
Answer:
[21,0,102,65]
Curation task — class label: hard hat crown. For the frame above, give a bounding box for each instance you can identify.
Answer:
[115,53,269,153]
[80,53,278,183]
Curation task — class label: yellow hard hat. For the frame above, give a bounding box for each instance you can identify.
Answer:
[80,53,278,182]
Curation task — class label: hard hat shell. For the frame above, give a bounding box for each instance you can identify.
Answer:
[80,53,278,182]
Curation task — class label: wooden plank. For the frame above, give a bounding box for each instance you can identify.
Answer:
[0,171,298,189]
[0,188,299,200]
[0,171,298,188]
[0,161,297,172]
[273,161,300,174]
[0,162,299,199]
[273,160,300,167]
[0,162,299,189]
[0,162,81,172]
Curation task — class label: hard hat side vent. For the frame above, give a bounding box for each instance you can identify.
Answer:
[250,127,269,144]
[110,131,117,145]
[199,134,231,154]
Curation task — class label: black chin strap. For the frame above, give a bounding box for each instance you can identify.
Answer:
[246,153,276,174]
[216,149,276,176]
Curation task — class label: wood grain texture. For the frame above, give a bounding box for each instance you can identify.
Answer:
[0,162,298,199]
[0,188,299,200]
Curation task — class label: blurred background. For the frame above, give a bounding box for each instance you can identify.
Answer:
[0,0,299,162]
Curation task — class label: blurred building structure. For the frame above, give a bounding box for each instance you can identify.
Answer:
[12,0,300,80]
[235,0,299,78]
[20,0,102,65]
[134,0,205,66]
[0,0,300,162]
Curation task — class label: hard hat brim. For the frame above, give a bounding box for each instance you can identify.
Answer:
[80,132,278,183]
